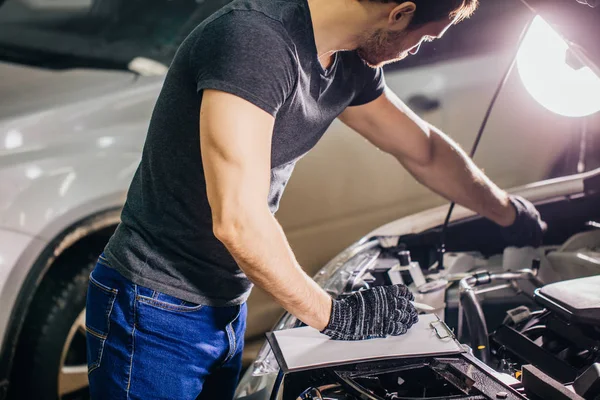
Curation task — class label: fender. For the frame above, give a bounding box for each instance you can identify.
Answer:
[0,208,121,396]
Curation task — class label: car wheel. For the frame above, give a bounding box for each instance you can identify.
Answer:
[10,252,96,400]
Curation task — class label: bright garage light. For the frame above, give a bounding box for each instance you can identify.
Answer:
[517,16,600,117]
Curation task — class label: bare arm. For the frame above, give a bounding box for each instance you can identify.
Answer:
[200,89,332,330]
[339,87,516,227]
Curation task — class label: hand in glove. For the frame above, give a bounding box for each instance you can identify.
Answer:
[321,284,418,341]
[501,195,546,248]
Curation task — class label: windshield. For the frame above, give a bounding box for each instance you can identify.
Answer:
[0,0,232,70]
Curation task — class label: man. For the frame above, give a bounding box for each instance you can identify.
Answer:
[86,0,545,398]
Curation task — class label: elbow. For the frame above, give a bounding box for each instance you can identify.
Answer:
[210,191,271,247]
[212,212,243,247]
[212,204,268,247]
[213,222,233,247]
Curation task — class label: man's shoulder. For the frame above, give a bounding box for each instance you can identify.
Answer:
[180,0,308,69]
[200,0,304,36]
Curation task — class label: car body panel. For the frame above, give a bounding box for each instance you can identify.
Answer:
[0,62,137,121]
[0,67,163,239]
[0,64,163,370]
[0,228,44,352]
[368,167,595,238]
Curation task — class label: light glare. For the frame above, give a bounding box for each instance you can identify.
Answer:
[25,166,43,180]
[5,130,23,150]
[97,136,115,148]
[517,16,600,117]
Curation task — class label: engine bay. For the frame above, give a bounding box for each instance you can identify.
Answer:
[288,355,525,400]
[230,188,600,400]
[284,212,600,399]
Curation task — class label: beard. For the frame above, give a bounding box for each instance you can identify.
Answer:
[356,28,412,68]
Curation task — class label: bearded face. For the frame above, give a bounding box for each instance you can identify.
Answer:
[356,28,414,68]
[356,19,453,68]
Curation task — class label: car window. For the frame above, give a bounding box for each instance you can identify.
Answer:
[0,0,233,69]
[385,0,532,72]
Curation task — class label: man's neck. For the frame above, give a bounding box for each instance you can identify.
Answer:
[306,0,377,63]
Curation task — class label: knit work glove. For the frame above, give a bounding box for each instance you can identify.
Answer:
[501,195,546,248]
[321,284,418,341]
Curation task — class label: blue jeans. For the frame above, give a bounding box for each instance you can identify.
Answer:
[86,255,247,400]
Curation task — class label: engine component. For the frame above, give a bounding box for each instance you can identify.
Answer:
[493,323,580,383]
[534,275,600,325]
[297,387,322,400]
[521,365,584,400]
[285,355,526,400]
[502,247,539,272]
[540,230,600,283]
[458,268,543,363]
[441,251,486,275]
[387,251,409,286]
[414,279,448,320]
[296,384,346,400]
[574,363,600,399]
[408,259,426,288]
[505,306,532,325]
[491,275,600,385]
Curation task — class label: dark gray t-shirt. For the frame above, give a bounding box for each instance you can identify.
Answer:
[105,0,385,306]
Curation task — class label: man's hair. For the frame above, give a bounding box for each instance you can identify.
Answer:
[372,0,479,26]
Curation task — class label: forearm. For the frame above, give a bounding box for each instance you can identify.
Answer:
[215,208,332,330]
[341,90,516,227]
[398,125,515,227]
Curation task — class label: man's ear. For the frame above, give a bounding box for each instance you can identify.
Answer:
[389,1,416,31]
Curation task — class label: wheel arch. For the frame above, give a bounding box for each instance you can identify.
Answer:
[0,208,121,396]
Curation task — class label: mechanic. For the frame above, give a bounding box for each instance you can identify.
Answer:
[86,0,545,398]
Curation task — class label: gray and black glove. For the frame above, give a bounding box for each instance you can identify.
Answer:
[501,195,547,248]
[321,284,418,341]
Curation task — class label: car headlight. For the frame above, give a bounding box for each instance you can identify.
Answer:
[234,238,381,399]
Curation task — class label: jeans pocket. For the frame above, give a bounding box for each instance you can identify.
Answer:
[136,286,204,313]
[86,270,118,374]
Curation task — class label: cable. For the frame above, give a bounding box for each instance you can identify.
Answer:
[437,16,535,269]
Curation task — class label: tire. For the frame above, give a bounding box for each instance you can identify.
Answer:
[9,252,97,400]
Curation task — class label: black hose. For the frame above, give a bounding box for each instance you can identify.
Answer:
[521,325,547,338]
[460,287,491,364]
[459,269,538,363]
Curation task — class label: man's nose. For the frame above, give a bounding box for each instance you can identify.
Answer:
[409,42,422,55]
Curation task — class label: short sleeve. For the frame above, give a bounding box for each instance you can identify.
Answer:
[348,62,386,107]
[189,11,297,116]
